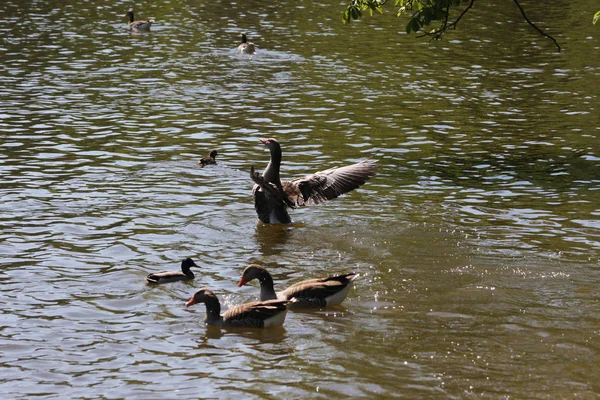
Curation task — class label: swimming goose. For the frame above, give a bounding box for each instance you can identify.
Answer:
[198,150,218,167]
[126,9,154,31]
[251,138,377,224]
[237,33,257,55]
[186,288,289,328]
[238,264,359,309]
[146,258,198,284]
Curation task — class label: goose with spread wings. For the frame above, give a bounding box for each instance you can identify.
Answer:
[250,138,376,224]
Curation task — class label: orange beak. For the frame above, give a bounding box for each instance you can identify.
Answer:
[185,297,196,307]
[237,277,248,287]
[260,139,269,145]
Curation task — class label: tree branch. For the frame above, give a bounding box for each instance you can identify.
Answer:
[447,0,476,30]
[512,0,561,52]
[416,0,475,39]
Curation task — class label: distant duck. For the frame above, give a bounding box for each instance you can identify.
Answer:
[146,258,198,284]
[198,150,218,167]
[237,32,257,55]
[126,8,154,31]
[186,288,289,328]
[251,138,377,224]
[238,264,359,309]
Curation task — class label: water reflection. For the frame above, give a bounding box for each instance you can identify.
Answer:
[253,223,296,257]
[198,325,288,344]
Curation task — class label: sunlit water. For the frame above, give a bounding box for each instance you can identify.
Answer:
[1,0,599,398]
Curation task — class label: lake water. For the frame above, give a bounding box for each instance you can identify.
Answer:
[1,0,599,398]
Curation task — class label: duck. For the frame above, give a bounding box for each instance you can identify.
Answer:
[250,138,377,224]
[146,258,198,284]
[186,288,289,328]
[125,9,154,32]
[198,150,218,167]
[237,32,257,55]
[238,264,359,309]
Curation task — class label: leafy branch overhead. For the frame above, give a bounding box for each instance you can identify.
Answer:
[343,0,563,52]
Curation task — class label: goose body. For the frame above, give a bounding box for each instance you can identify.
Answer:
[146,258,198,284]
[251,138,376,224]
[238,264,359,309]
[186,289,289,328]
[126,9,154,31]
[237,33,257,55]
[198,150,218,167]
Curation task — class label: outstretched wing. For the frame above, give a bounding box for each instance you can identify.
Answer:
[288,160,377,206]
[252,184,272,223]
[251,166,296,224]
[251,166,296,208]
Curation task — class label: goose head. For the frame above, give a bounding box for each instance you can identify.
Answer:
[260,138,281,153]
[238,264,269,287]
[186,288,216,307]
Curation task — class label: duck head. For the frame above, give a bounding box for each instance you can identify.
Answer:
[181,258,199,272]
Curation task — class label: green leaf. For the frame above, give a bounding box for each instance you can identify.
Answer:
[406,16,421,33]
[412,17,421,32]
[594,10,600,25]
[422,8,433,25]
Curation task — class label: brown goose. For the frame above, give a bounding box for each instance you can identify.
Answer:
[238,264,359,309]
[186,289,289,328]
[198,150,218,167]
[237,32,257,55]
[251,138,376,224]
[125,9,154,32]
[146,258,198,284]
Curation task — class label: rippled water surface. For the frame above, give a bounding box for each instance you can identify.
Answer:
[1,0,599,398]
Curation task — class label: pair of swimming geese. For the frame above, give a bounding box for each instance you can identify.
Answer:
[125,10,256,55]
[146,259,358,328]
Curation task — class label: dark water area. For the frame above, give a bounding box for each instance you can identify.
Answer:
[1,0,599,398]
